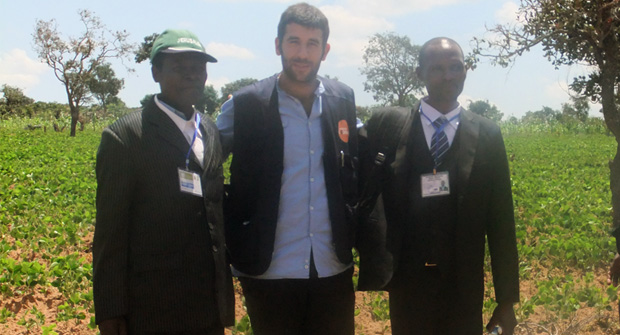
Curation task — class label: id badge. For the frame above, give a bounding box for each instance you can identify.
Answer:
[178,168,203,197]
[421,171,450,197]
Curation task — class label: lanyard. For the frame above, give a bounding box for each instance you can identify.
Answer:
[419,107,460,141]
[185,113,201,170]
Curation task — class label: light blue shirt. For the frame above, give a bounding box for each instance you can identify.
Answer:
[217,77,350,279]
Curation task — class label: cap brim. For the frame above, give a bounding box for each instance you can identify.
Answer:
[160,48,217,63]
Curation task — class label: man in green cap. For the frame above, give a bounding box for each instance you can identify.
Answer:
[93,29,234,335]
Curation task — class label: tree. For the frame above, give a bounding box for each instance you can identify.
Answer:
[0,84,34,117]
[561,96,590,123]
[356,105,371,124]
[468,99,503,122]
[219,78,258,104]
[140,94,154,108]
[470,0,620,236]
[135,33,159,64]
[521,106,560,124]
[360,32,424,107]
[87,63,124,113]
[195,85,220,115]
[33,9,134,136]
[30,101,68,120]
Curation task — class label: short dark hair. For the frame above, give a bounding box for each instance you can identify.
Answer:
[277,2,329,47]
[418,37,463,69]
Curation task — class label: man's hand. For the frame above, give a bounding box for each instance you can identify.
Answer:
[608,253,620,286]
[486,302,517,335]
[98,317,128,335]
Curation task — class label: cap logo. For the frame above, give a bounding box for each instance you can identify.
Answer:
[177,37,202,48]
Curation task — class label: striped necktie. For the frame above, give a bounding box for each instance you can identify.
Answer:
[431,116,449,167]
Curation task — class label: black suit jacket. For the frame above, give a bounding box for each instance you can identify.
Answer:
[93,98,234,332]
[358,103,519,308]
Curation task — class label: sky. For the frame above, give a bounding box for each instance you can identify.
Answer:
[0,0,602,119]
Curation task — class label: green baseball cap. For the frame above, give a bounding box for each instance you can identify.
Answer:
[150,29,217,63]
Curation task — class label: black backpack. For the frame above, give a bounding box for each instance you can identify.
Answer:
[356,106,415,291]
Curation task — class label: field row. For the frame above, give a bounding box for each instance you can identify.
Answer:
[1,119,619,333]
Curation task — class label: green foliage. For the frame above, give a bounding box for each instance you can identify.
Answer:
[0,84,34,118]
[87,63,124,113]
[367,292,390,321]
[501,116,608,136]
[561,96,590,123]
[521,106,560,124]
[140,94,154,108]
[468,99,503,122]
[0,120,99,330]
[135,33,159,64]
[232,314,253,335]
[360,32,424,107]
[1,117,619,332]
[356,106,371,124]
[41,323,59,335]
[0,308,15,323]
[196,85,220,115]
[220,78,258,105]
[481,130,616,323]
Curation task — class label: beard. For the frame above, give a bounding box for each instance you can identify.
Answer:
[280,56,321,83]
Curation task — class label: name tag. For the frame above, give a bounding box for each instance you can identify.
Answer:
[178,168,203,197]
[421,171,450,197]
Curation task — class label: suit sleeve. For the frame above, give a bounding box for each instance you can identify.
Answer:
[485,126,520,304]
[216,97,235,158]
[93,127,134,323]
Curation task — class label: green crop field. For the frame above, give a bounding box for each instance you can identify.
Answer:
[1,117,619,334]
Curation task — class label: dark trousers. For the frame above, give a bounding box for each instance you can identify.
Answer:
[238,267,355,335]
[388,266,480,335]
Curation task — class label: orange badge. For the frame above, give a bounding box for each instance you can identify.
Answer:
[338,120,349,143]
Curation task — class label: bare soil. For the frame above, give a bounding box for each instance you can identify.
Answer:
[2,273,620,335]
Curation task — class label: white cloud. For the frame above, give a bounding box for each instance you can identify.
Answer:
[343,0,475,17]
[207,76,231,92]
[206,43,255,60]
[0,49,48,91]
[320,5,393,68]
[495,2,520,24]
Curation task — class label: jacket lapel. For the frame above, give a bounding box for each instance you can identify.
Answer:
[406,102,421,169]
[144,99,193,164]
[456,109,479,195]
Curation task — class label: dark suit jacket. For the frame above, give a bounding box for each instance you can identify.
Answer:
[357,102,519,312]
[93,98,234,332]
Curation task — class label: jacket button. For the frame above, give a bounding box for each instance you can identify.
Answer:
[208,222,215,230]
[212,246,218,253]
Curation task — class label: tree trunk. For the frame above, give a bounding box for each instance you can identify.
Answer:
[600,66,620,239]
[611,144,620,231]
[69,105,79,137]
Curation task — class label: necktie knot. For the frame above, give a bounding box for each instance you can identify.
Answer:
[433,116,448,128]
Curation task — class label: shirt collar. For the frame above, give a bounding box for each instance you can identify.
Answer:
[155,95,200,135]
[420,98,461,128]
[276,75,325,97]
